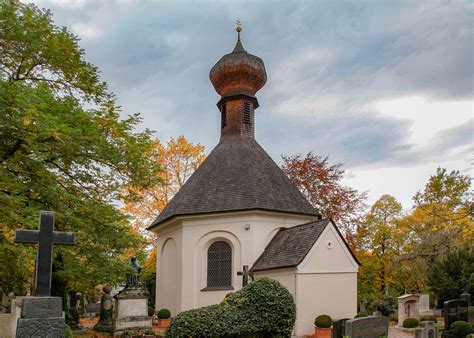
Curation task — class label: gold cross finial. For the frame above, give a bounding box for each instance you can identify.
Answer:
[236,20,242,33]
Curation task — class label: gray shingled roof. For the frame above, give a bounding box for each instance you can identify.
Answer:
[251,219,330,272]
[149,135,320,228]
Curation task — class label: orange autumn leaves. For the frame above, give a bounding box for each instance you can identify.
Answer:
[123,136,205,234]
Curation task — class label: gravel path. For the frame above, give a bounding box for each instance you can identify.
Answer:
[389,326,416,338]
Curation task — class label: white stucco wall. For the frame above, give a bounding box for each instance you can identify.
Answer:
[254,221,358,337]
[151,210,315,314]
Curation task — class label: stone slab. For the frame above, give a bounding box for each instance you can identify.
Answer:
[345,316,389,338]
[443,299,468,331]
[114,316,152,332]
[16,317,65,338]
[21,297,62,319]
[116,298,148,318]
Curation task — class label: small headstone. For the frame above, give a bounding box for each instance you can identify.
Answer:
[443,299,468,333]
[397,294,420,326]
[419,294,430,313]
[460,289,471,307]
[345,316,389,338]
[332,318,348,338]
[94,285,114,332]
[415,321,438,338]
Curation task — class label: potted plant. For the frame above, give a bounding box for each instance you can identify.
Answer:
[314,314,333,338]
[157,308,171,328]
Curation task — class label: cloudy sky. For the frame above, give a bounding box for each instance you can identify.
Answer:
[32,0,473,209]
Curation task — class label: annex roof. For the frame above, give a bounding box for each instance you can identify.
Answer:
[251,219,331,272]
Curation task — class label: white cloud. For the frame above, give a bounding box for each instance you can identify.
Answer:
[373,96,472,147]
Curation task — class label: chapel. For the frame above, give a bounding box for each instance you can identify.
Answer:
[147,26,359,336]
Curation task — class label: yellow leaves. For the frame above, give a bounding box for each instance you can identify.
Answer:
[22,117,31,125]
[122,135,205,233]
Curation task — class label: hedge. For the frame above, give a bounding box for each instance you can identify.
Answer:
[166,277,296,337]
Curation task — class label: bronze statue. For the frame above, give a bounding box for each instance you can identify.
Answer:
[126,257,142,289]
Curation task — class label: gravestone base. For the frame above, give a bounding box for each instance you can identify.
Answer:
[113,289,151,336]
[16,297,65,338]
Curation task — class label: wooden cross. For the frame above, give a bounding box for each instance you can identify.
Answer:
[15,211,76,296]
[237,265,253,287]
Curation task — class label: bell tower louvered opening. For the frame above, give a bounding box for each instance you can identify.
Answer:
[221,104,227,128]
[243,100,252,124]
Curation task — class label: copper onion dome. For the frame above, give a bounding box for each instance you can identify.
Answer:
[210,24,267,98]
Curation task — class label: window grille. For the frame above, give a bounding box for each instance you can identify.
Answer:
[207,241,232,287]
[221,105,227,128]
[243,101,252,124]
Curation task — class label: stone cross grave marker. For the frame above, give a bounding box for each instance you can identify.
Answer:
[345,316,389,338]
[15,211,76,296]
[237,265,254,287]
[443,299,468,333]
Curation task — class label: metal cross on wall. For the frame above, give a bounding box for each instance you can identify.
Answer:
[237,265,254,287]
[14,211,76,296]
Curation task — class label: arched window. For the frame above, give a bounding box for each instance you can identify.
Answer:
[207,241,232,288]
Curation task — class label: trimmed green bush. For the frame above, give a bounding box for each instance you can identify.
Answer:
[403,317,419,328]
[355,311,368,318]
[420,315,438,323]
[157,308,171,319]
[450,321,472,336]
[144,328,155,335]
[314,314,333,328]
[65,324,73,338]
[166,278,296,337]
[148,306,155,317]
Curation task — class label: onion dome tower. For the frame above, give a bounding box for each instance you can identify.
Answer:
[210,23,267,139]
[149,24,319,229]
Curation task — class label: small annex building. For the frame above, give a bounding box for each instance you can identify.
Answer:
[147,26,359,336]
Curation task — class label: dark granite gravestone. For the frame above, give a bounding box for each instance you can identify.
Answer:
[345,316,389,338]
[442,299,468,335]
[14,211,76,338]
[332,318,349,338]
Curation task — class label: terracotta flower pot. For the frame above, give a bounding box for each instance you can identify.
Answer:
[158,318,170,328]
[314,327,332,338]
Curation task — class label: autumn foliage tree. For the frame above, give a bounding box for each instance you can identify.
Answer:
[122,136,205,275]
[281,152,367,238]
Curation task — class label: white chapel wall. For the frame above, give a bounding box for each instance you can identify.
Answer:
[298,221,358,273]
[166,211,315,312]
[154,222,183,315]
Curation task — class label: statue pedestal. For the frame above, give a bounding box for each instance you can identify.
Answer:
[113,289,151,335]
[16,297,65,338]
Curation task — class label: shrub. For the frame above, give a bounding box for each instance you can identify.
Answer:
[314,314,333,328]
[403,318,419,328]
[450,321,472,336]
[148,306,155,317]
[355,311,368,318]
[157,308,171,319]
[144,328,155,335]
[420,315,438,323]
[65,324,73,338]
[166,278,296,337]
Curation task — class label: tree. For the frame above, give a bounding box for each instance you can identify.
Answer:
[122,136,205,279]
[281,152,367,239]
[0,1,161,296]
[426,248,474,305]
[357,195,402,293]
[123,135,205,234]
